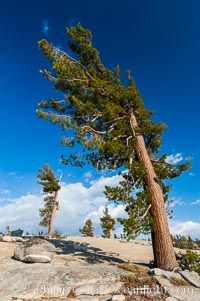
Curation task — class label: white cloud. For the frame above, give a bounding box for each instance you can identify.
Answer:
[42,20,49,36]
[169,220,200,239]
[0,194,42,233]
[3,173,199,239]
[166,153,183,164]
[0,175,123,235]
[191,199,200,205]
[189,172,196,177]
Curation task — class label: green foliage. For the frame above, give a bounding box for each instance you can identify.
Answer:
[39,195,58,227]
[37,164,60,193]
[52,229,63,239]
[37,230,44,236]
[181,250,200,274]
[79,219,94,237]
[100,207,115,238]
[37,23,191,241]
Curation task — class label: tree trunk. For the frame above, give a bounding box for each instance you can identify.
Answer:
[130,112,176,270]
[48,192,59,239]
[150,229,158,267]
[108,228,112,239]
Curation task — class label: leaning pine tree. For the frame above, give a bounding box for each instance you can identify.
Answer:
[37,164,61,239]
[37,23,191,270]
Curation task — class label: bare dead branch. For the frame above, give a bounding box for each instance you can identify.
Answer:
[82,125,106,135]
[91,114,103,122]
[47,74,89,83]
[138,204,152,221]
[126,136,133,146]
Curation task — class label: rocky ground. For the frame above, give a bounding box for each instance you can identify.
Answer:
[0,236,200,301]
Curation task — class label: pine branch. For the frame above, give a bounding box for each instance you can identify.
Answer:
[53,46,96,81]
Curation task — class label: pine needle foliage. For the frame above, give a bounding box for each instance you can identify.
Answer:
[79,219,94,237]
[100,207,115,238]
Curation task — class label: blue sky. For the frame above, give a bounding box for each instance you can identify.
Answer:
[0,0,200,237]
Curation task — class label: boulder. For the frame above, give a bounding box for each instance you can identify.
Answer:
[14,237,56,263]
[11,229,23,237]
[2,235,14,242]
[180,270,200,288]
[2,236,24,242]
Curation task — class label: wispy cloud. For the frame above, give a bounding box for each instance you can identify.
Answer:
[83,171,93,182]
[7,171,24,182]
[189,172,196,177]
[42,19,49,36]
[166,153,183,164]
[0,189,10,195]
[191,199,200,205]
[8,171,18,177]
[169,197,184,208]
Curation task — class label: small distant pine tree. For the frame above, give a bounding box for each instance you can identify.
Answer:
[6,225,11,235]
[79,219,94,237]
[38,230,44,236]
[100,207,115,239]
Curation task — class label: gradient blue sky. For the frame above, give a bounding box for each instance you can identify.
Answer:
[0,0,200,236]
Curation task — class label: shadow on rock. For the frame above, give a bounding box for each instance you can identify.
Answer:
[48,239,125,264]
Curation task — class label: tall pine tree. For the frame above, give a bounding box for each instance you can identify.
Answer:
[37,164,61,239]
[37,23,191,270]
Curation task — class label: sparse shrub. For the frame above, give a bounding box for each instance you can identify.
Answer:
[181,250,200,274]
[52,230,63,239]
